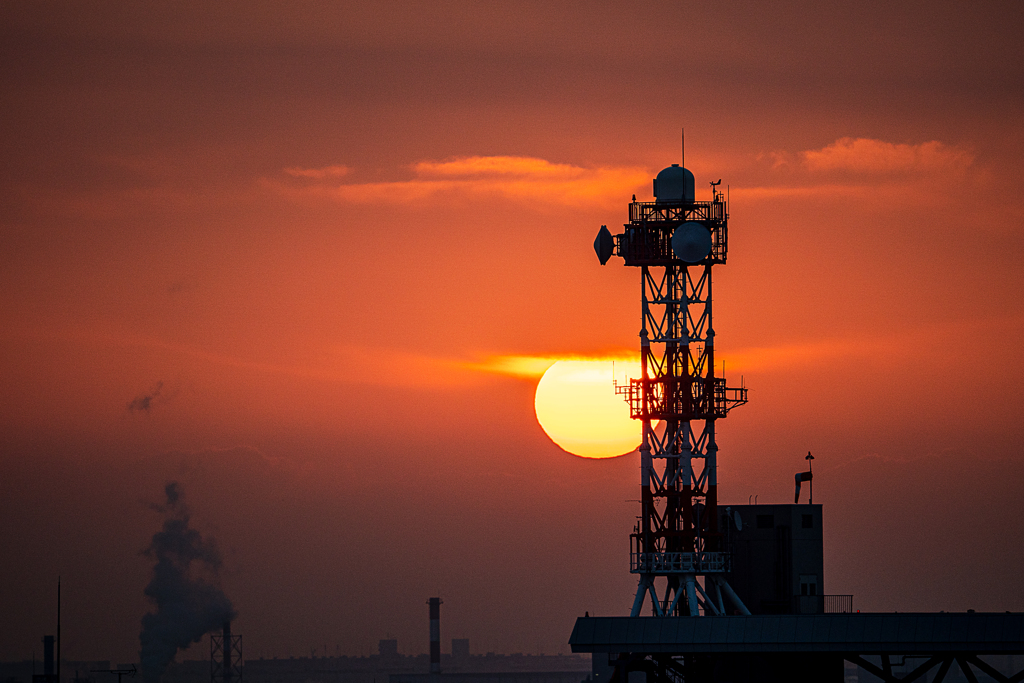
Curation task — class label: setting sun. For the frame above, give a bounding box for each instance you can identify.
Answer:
[533,359,641,459]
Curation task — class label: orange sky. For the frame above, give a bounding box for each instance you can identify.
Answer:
[2,0,1024,665]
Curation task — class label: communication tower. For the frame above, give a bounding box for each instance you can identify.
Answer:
[594,160,749,617]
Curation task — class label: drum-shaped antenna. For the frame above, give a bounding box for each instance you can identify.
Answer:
[593,225,614,265]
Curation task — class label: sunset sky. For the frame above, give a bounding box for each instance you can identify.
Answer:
[2,0,1024,666]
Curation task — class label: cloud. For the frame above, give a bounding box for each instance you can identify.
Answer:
[461,351,637,378]
[731,184,874,201]
[283,165,350,179]
[414,156,589,178]
[128,381,164,413]
[737,137,977,202]
[463,341,907,383]
[275,156,649,207]
[461,355,558,378]
[801,138,973,174]
[719,340,881,373]
[717,315,1024,374]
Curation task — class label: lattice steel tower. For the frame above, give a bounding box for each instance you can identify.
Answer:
[593,161,749,618]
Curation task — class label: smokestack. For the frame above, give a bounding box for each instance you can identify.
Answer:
[222,623,232,683]
[427,598,442,675]
[43,637,55,679]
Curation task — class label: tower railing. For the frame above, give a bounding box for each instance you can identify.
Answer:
[630,551,731,574]
[615,376,747,420]
[619,199,729,265]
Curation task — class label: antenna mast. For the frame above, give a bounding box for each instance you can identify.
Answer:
[595,140,749,617]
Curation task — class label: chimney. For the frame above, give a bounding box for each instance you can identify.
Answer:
[43,636,55,679]
[427,598,442,675]
[222,622,232,683]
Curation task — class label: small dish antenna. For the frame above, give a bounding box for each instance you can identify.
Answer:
[733,509,743,531]
[671,221,712,263]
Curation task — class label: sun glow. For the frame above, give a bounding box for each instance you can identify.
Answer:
[534,359,641,459]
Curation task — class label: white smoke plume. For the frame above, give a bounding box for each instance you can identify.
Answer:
[140,482,235,683]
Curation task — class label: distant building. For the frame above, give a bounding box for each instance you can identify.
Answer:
[154,641,587,683]
[0,661,110,683]
[388,640,587,683]
[451,641,469,664]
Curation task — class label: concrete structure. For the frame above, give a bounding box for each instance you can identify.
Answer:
[569,613,1024,683]
[722,504,826,616]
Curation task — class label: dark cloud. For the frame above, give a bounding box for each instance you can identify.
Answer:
[140,482,235,683]
[127,381,163,413]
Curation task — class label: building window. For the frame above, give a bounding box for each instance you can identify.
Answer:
[802,514,813,528]
[756,514,774,529]
[800,575,818,596]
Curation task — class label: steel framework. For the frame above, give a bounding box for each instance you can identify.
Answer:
[607,182,748,617]
[211,624,242,683]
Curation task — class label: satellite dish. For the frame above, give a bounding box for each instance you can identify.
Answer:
[594,225,614,265]
[671,221,712,263]
[733,510,743,532]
